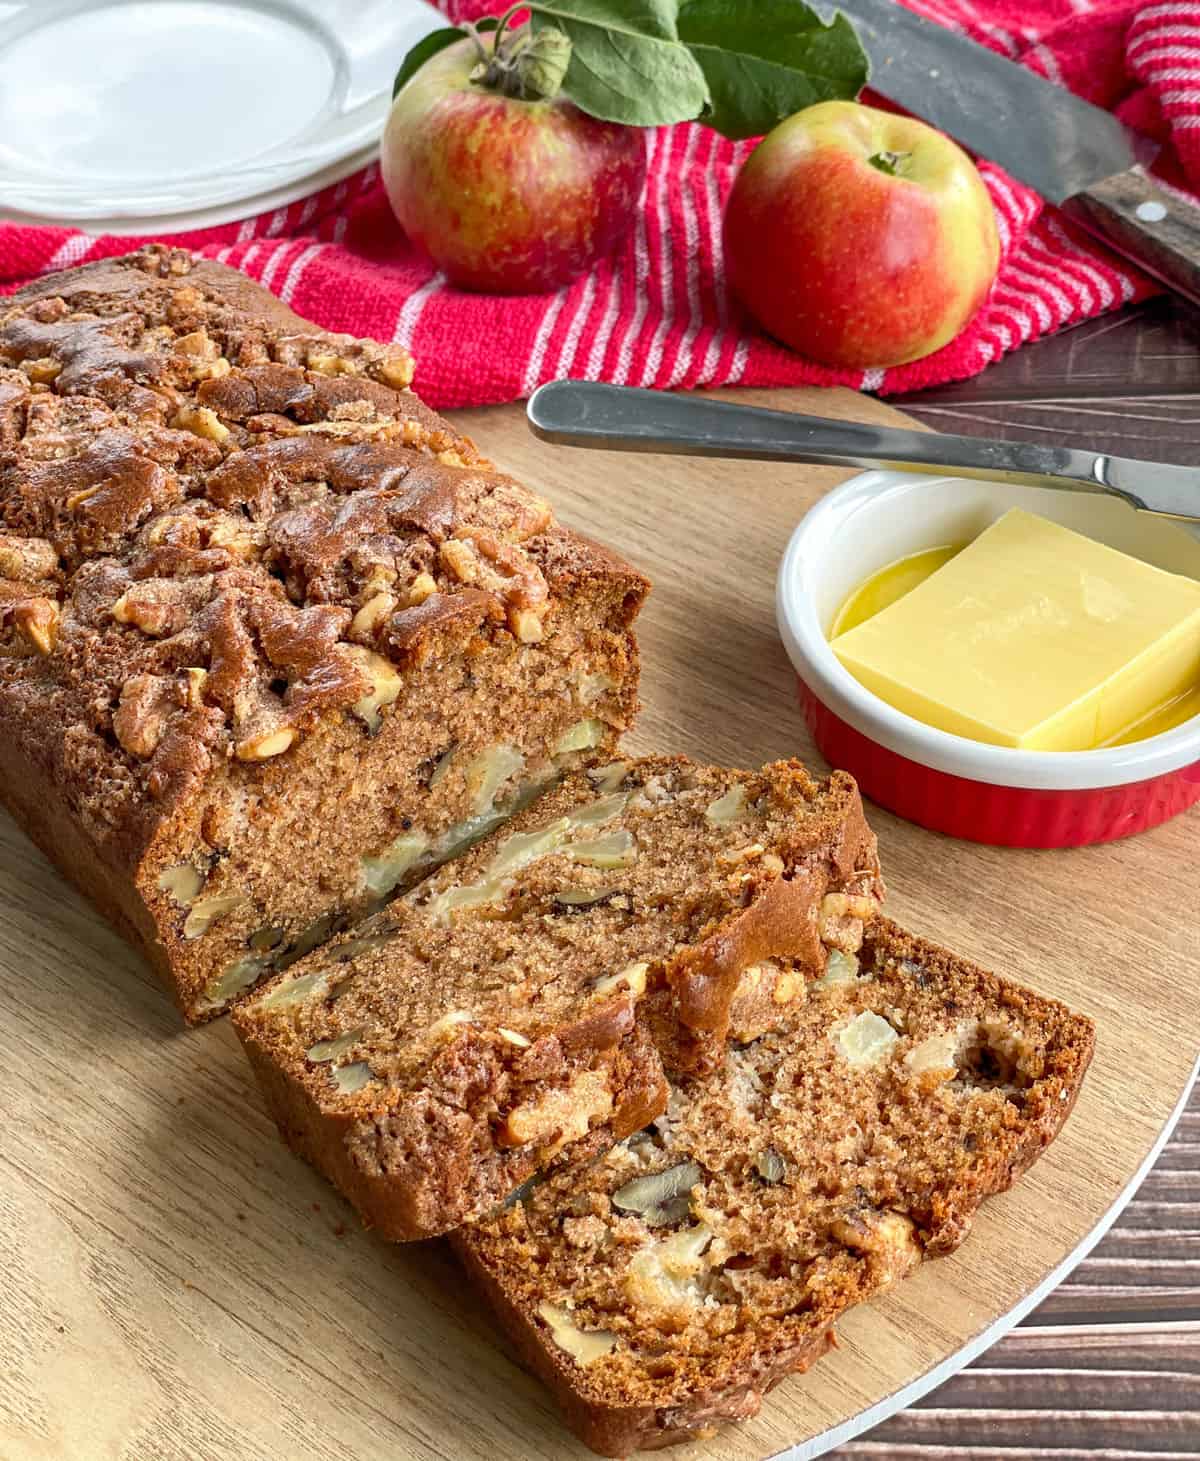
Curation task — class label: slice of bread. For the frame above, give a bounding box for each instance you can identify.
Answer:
[453,918,1095,1457]
[233,755,881,1239]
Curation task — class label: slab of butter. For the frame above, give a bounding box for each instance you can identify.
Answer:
[831,508,1200,750]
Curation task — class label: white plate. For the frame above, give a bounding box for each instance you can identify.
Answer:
[0,0,442,222]
[0,144,377,236]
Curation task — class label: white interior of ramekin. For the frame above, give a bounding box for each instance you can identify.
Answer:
[776,470,1200,791]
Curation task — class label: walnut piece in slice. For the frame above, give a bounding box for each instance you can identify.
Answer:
[183,891,248,941]
[331,1061,374,1094]
[113,673,174,758]
[361,830,429,900]
[201,954,270,1009]
[172,404,230,443]
[905,1028,963,1081]
[307,1028,365,1064]
[12,597,60,656]
[157,863,206,907]
[819,892,878,954]
[554,718,606,755]
[498,1068,613,1152]
[705,784,749,825]
[591,962,648,999]
[813,948,862,991]
[0,534,57,581]
[350,592,397,642]
[235,725,297,761]
[624,1223,714,1313]
[612,1160,701,1228]
[754,1148,786,1184]
[828,1210,921,1288]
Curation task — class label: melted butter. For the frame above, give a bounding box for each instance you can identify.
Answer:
[1106,682,1200,746]
[831,514,1200,750]
[832,545,963,637]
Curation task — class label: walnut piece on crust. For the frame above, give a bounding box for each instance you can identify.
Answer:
[0,244,577,776]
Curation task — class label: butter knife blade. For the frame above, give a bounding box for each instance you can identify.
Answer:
[527,381,1200,523]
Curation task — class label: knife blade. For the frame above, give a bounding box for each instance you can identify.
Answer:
[835,0,1200,306]
[527,380,1200,523]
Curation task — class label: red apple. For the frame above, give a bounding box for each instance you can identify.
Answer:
[381,29,646,295]
[724,101,1000,369]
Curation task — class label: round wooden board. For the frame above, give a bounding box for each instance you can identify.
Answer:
[1,388,1197,1461]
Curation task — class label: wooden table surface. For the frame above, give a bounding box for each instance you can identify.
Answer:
[834,298,1200,1461]
[0,299,1196,1461]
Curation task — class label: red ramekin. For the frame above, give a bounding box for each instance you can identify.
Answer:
[776,470,1200,848]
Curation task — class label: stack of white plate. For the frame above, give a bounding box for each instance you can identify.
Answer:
[0,0,444,234]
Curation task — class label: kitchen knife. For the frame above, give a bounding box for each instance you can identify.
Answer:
[527,380,1200,522]
[835,0,1200,307]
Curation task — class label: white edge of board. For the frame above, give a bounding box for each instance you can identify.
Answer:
[769,1049,1200,1461]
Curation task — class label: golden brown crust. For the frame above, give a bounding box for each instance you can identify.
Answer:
[0,245,561,785]
[11,250,342,340]
[454,1235,836,1457]
[0,246,649,1015]
[875,922,1096,1257]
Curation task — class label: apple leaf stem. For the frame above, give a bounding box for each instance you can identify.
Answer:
[460,20,498,70]
[392,1,868,137]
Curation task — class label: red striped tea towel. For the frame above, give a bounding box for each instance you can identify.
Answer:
[1,0,1197,409]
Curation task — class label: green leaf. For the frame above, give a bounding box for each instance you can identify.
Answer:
[538,0,683,43]
[391,18,502,99]
[392,27,465,99]
[527,0,710,127]
[677,0,869,139]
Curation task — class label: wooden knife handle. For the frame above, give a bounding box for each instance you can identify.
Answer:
[1062,167,1200,307]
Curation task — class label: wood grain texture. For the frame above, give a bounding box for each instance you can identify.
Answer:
[908,296,1200,402]
[0,386,1196,1461]
[837,1316,1200,1458]
[900,296,1200,475]
[847,335,1200,1459]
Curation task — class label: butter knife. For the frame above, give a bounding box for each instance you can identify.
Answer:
[527,380,1200,522]
[837,0,1200,307]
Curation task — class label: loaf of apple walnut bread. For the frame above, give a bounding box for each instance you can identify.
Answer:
[454,919,1095,1458]
[0,246,647,1021]
[233,755,882,1240]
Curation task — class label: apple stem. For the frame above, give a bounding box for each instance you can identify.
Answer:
[493,2,527,44]
[472,10,572,102]
[868,150,911,177]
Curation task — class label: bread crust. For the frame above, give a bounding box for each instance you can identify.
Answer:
[242,1017,669,1242]
[0,245,648,1017]
[454,1231,838,1456]
[13,251,335,338]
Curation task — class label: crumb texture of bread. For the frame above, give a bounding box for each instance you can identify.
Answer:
[0,245,647,1019]
[453,918,1095,1457]
[233,755,883,1239]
